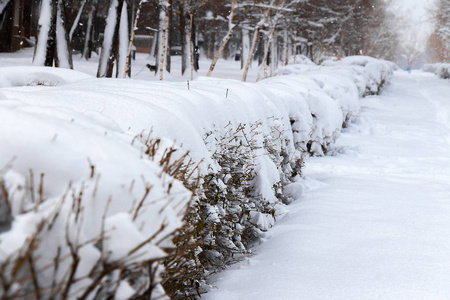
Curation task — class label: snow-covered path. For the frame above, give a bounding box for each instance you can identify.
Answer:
[205,71,450,300]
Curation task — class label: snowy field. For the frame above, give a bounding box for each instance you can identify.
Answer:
[205,71,450,299]
[0,49,412,298]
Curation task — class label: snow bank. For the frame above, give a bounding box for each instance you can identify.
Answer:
[281,56,396,97]
[422,63,450,79]
[0,89,190,298]
[0,66,92,87]
[0,57,395,298]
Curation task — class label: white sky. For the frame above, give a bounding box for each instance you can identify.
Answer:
[388,0,436,48]
[389,0,435,20]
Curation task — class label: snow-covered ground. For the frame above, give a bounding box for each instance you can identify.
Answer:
[422,63,450,79]
[0,47,262,82]
[204,71,450,299]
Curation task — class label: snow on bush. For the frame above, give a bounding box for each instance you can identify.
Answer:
[0,57,395,298]
[422,63,450,79]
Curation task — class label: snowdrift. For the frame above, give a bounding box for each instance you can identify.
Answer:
[422,63,450,79]
[0,57,395,298]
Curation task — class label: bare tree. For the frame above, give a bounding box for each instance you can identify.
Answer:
[256,0,287,81]
[183,0,207,80]
[69,0,87,43]
[123,0,146,78]
[206,0,237,77]
[158,0,169,80]
[241,0,278,82]
[97,0,129,78]
[83,0,98,60]
[33,0,73,69]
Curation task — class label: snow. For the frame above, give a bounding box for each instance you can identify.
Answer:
[422,63,450,79]
[0,66,91,87]
[204,71,450,299]
[0,50,395,297]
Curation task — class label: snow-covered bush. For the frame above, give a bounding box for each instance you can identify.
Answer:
[0,107,191,298]
[422,63,450,79]
[0,57,395,298]
[163,122,287,298]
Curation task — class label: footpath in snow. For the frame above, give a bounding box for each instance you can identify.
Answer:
[205,71,450,300]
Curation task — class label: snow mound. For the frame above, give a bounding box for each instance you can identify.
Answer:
[0,66,92,87]
[279,56,396,97]
[422,63,450,79]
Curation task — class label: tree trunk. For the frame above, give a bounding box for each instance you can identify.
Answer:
[123,0,144,78]
[241,27,259,82]
[191,14,199,72]
[283,30,289,66]
[158,5,168,80]
[256,16,279,81]
[180,5,187,75]
[258,33,264,65]
[150,31,157,61]
[97,0,124,78]
[69,0,87,42]
[241,0,278,81]
[269,37,276,77]
[206,26,235,76]
[55,0,73,69]
[44,0,58,66]
[117,1,128,77]
[188,13,194,80]
[241,28,250,70]
[83,0,97,60]
[206,0,236,77]
[33,0,73,68]
[293,44,297,64]
[166,0,172,73]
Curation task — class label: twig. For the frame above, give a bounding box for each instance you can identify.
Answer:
[92,174,101,197]
[29,169,35,204]
[128,223,167,256]
[99,197,112,259]
[132,183,152,221]
[86,158,95,178]
[28,254,41,300]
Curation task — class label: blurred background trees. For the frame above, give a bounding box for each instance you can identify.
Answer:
[0,0,411,79]
[428,0,450,62]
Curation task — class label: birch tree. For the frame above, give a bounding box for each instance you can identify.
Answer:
[206,0,237,77]
[33,0,73,69]
[241,0,294,82]
[123,0,146,77]
[179,3,188,75]
[82,0,98,60]
[97,0,129,78]
[182,0,207,80]
[241,0,277,82]
[158,0,169,80]
[69,0,87,42]
[256,0,291,81]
